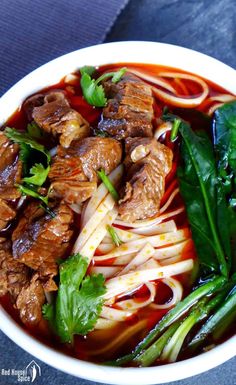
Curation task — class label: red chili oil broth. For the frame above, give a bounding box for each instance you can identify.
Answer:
[0,63,234,364]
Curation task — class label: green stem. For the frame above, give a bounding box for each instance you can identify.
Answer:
[188,287,236,350]
[106,276,226,366]
[136,321,181,367]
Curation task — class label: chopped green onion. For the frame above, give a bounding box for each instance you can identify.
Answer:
[170,118,181,141]
[107,225,123,246]
[97,169,119,201]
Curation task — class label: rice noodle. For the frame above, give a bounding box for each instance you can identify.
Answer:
[209,94,236,103]
[160,188,179,214]
[91,266,121,278]
[118,243,155,275]
[150,277,183,309]
[88,320,146,356]
[103,259,194,300]
[153,239,191,260]
[94,228,189,262]
[118,282,156,311]
[154,121,172,140]
[82,164,123,227]
[128,69,177,94]
[95,318,118,330]
[103,227,144,244]
[73,193,115,253]
[79,209,118,261]
[115,206,185,228]
[130,219,177,236]
[152,72,209,108]
[100,306,134,321]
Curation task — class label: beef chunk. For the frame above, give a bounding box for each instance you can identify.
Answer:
[118,138,173,222]
[49,137,122,205]
[98,73,154,139]
[0,237,29,299]
[0,238,45,326]
[16,273,45,327]
[12,202,74,291]
[25,91,90,147]
[0,132,22,231]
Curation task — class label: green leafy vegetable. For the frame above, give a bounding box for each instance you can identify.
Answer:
[5,127,50,164]
[213,101,236,273]
[80,66,126,107]
[5,127,51,204]
[107,225,123,246]
[17,184,49,206]
[97,169,120,201]
[27,121,43,138]
[43,253,106,343]
[23,163,50,186]
[167,117,229,277]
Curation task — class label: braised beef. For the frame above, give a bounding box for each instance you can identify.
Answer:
[118,138,173,222]
[12,201,74,291]
[25,91,90,147]
[0,237,29,299]
[0,132,22,231]
[49,137,122,205]
[16,273,45,327]
[98,73,154,139]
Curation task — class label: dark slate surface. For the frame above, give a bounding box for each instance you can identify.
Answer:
[107,0,236,69]
[1,0,236,384]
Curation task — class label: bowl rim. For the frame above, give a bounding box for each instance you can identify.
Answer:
[0,41,235,385]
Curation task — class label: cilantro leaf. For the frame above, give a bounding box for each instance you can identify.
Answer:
[5,127,50,164]
[27,122,43,138]
[80,67,126,107]
[23,163,50,186]
[17,184,49,205]
[43,253,106,343]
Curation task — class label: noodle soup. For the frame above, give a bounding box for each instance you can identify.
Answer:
[0,61,235,369]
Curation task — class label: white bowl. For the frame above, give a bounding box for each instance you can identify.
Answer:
[0,41,235,384]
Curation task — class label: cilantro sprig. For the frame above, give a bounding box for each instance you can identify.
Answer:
[43,253,106,343]
[5,126,51,204]
[80,66,126,107]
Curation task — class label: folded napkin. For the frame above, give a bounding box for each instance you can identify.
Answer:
[0,0,129,95]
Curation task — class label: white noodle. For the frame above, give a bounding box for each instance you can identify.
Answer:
[150,277,183,310]
[103,259,194,300]
[114,206,185,228]
[118,282,156,311]
[73,193,115,253]
[88,320,146,356]
[130,219,177,236]
[94,228,189,262]
[82,164,123,227]
[154,121,172,140]
[159,188,179,214]
[95,318,118,330]
[79,209,118,261]
[128,69,177,94]
[153,72,209,108]
[90,266,121,278]
[118,243,155,276]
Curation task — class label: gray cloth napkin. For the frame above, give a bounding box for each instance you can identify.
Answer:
[0,0,129,96]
